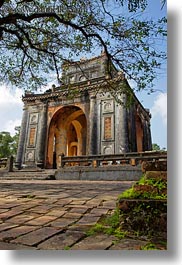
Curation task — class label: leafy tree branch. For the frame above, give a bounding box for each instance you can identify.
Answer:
[0,0,166,92]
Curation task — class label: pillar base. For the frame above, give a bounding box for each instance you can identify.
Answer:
[36,161,44,169]
[15,162,22,170]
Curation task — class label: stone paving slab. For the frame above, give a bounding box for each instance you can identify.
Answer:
[0,179,152,250]
[71,234,116,250]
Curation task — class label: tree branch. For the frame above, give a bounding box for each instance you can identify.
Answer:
[0,0,5,9]
[0,12,111,58]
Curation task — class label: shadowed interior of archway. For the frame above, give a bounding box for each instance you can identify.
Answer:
[46,106,87,168]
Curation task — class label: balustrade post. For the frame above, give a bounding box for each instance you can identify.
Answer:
[59,153,65,168]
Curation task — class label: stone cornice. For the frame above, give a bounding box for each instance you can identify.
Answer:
[22,72,151,120]
[22,73,125,103]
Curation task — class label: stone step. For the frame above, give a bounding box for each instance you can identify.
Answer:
[1,166,142,181]
[0,170,56,180]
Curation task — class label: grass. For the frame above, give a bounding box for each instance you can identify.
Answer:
[140,243,158,250]
[86,209,127,239]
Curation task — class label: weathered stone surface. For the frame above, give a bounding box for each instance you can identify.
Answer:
[145,171,167,181]
[133,184,158,194]
[25,215,58,226]
[76,215,101,226]
[109,239,147,250]
[0,225,37,241]
[141,160,167,172]
[5,214,37,224]
[1,179,161,250]
[11,227,62,246]
[0,223,18,233]
[0,241,35,250]
[38,230,85,250]
[49,218,76,228]
[71,234,115,250]
[55,166,142,181]
[0,209,23,221]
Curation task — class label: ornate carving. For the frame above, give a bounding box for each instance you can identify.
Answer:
[28,127,36,146]
[30,113,38,124]
[104,117,112,140]
[102,99,114,113]
[102,142,114,154]
[26,150,35,161]
[103,146,112,154]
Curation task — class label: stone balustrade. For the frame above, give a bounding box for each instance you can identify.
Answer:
[58,151,167,168]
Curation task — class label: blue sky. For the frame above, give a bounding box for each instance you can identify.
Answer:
[0,0,167,149]
[138,0,167,148]
[131,0,167,149]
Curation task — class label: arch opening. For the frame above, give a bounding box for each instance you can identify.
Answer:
[46,106,87,168]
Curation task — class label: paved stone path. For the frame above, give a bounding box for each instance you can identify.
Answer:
[0,179,148,250]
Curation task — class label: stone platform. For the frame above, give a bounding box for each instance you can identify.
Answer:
[55,165,142,181]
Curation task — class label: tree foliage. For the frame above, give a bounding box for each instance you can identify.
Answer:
[0,128,20,158]
[152,143,166,151]
[152,143,161,151]
[0,0,166,92]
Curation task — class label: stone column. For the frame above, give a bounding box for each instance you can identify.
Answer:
[89,94,98,155]
[146,121,152,150]
[129,106,137,152]
[36,102,48,168]
[116,95,129,153]
[143,120,152,151]
[15,106,28,169]
[142,119,148,151]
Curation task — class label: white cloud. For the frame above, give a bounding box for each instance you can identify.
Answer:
[3,119,22,135]
[151,92,167,125]
[0,85,22,104]
[0,85,23,135]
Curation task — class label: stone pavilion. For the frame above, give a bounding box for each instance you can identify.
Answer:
[16,52,152,169]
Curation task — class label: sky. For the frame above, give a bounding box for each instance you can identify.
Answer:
[0,0,167,149]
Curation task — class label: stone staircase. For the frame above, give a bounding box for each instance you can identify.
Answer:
[0,169,56,180]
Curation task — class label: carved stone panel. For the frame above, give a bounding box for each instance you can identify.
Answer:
[28,127,37,147]
[25,150,35,161]
[101,142,114,154]
[104,117,112,140]
[29,113,39,124]
[102,99,114,113]
[101,114,114,141]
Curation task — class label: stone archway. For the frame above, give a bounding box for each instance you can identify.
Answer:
[46,106,87,168]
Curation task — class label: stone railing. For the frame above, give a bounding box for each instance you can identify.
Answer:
[0,157,8,169]
[58,151,167,168]
[0,156,14,172]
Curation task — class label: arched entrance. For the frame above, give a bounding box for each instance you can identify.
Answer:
[46,106,87,168]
